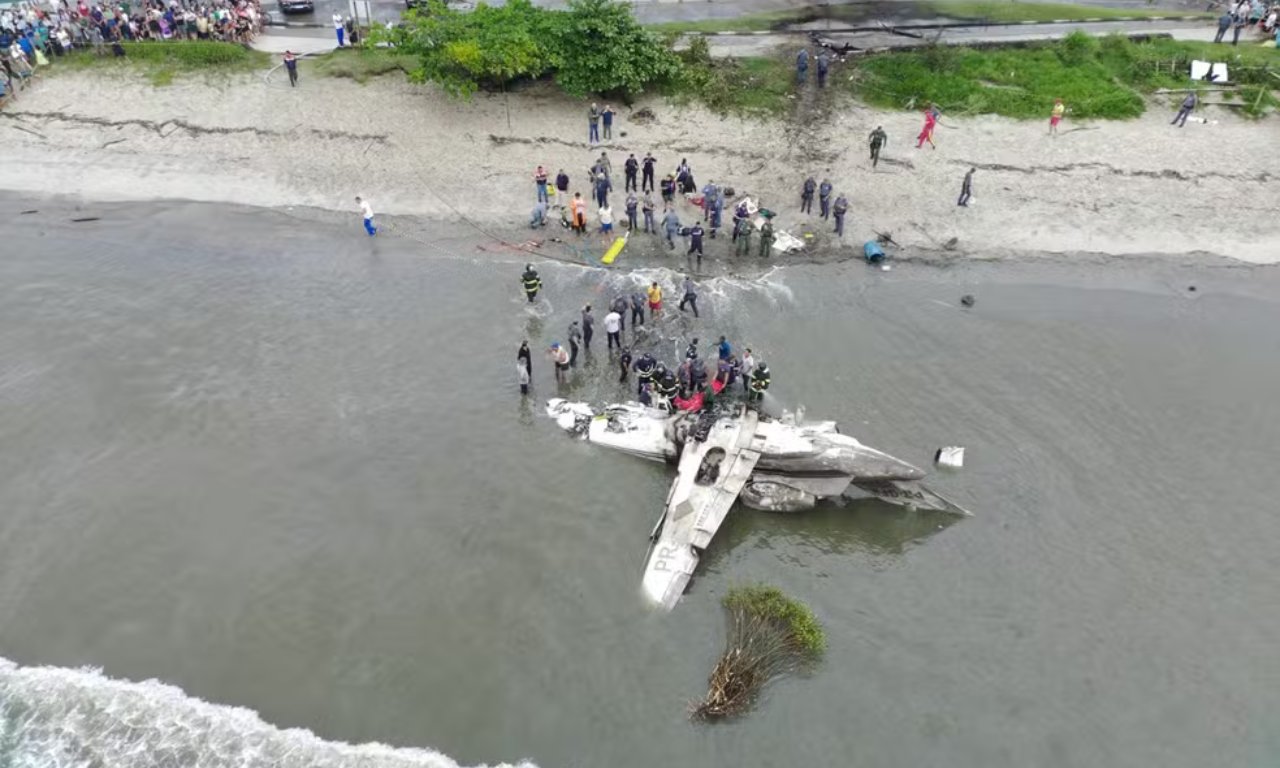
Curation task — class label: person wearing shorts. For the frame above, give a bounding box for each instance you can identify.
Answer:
[1049,98,1065,136]
[647,282,663,317]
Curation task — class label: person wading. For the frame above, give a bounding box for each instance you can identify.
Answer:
[521,264,541,303]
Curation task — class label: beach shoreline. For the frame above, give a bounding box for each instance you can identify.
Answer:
[2,67,1277,265]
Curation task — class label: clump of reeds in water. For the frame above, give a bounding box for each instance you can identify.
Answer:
[692,585,825,720]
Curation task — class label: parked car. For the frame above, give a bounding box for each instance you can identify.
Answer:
[278,0,314,14]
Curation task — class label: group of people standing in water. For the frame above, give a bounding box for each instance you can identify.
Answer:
[515,263,771,409]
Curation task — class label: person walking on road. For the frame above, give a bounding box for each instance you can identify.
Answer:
[957,168,975,207]
[868,126,887,167]
[283,50,298,87]
[1215,10,1232,42]
[355,196,376,236]
[588,102,600,144]
[795,48,809,85]
[832,193,848,236]
[1171,91,1197,127]
[333,13,344,46]
[679,276,699,318]
[1049,98,1065,136]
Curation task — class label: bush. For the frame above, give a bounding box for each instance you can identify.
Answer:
[1056,30,1098,67]
[692,585,824,720]
[379,0,675,99]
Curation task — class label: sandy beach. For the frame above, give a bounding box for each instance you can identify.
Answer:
[2,64,1277,264]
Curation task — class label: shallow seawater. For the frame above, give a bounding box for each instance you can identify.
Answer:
[1,198,1278,768]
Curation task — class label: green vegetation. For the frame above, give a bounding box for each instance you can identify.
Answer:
[376,0,676,99]
[311,48,415,83]
[54,41,269,85]
[694,585,825,720]
[850,33,1280,119]
[667,39,793,116]
[924,0,1207,22]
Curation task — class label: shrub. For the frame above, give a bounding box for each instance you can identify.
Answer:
[692,585,824,720]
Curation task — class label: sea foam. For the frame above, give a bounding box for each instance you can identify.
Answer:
[0,657,538,768]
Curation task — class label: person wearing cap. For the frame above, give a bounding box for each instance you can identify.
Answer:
[283,50,298,87]
[549,342,570,383]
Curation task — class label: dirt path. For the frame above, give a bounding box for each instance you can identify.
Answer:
[1,67,1276,264]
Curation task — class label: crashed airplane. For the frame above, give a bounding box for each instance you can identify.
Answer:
[547,399,969,610]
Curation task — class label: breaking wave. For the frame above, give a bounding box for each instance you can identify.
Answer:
[0,657,538,768]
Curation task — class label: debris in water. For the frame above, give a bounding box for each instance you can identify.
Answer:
[943,237,959,251]
[935,446,965,469]
[71,217,101,223]
[20,210,38,215]
[960,294,975,307]
[1188,285,1197,292]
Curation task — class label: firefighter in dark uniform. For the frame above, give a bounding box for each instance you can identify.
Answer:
[521,264,542,303]
[748,362,771,404]
[633,353,657,397]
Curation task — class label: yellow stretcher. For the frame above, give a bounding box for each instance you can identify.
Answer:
[600,231,629,265]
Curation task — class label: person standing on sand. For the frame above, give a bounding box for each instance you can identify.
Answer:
[795,48,809,85]
[1049,98,1065,136]
[818,178,833,220]
[800,176,816,214]
[957,168,975,207]
[355,196,376,236]
[333,12,343,46]
[642,191,656,234]
[832,193,848,236]
[868,126,887,167]
[642,152,657,192]
[624,153,638,192]
[1171,91,1197,127]
[588,102,600,144]
[571,192,587,235]
[283,50,298,87]
[662,206,681,250]
[602,104,615,140]
[599,204,614,238]
[917,104,938,149]
[534,165,549,203]
[555,169,570,206]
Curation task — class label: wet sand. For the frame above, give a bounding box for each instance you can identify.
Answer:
[2,67,1277,265]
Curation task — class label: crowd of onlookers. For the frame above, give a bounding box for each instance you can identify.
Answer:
[1,0,264,103]
[1213,0,1280,43]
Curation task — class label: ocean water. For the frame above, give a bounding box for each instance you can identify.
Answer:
[2,197,1279,768]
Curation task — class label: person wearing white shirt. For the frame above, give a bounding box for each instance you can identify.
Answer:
[603,310,622,350]
[740,348,756,394]
[355,196,376,236]
[333,12,344,46]
[598,205,613,236]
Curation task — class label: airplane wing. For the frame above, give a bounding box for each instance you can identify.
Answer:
[642,409,764,610]
[849,479,971,516]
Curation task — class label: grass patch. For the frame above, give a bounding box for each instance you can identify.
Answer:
[664,38,793,116]
[52,41,269,85]
[849,33,1279,119]
[924,0,1208,22]
[310,47,415,83]
[693,585,824,720]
